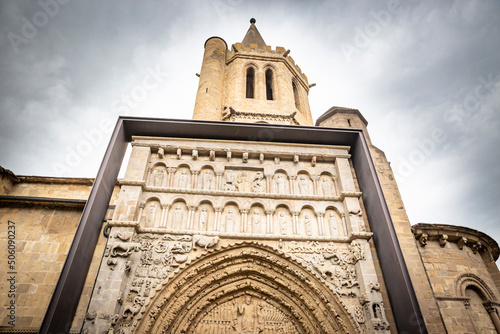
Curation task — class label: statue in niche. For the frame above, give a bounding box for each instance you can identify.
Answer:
[304,213,313,236]
[252,172,265,193]
[276,174,286,194]
[252,209,261,234]
[226,208,235,232]
[202,171,212,190]
[321,177,332,196]
[172,205,183,229]
[153,170,164,187]
[278,211,287,235]
[298,175,309,195]
[224,170,236,191]
[198,208,208,231]
[179,170,189,188]
[328,212,338,236]
[373,303,383,319]
[237,295,255,333]
[146,202,157,226]
[236,172,250,192]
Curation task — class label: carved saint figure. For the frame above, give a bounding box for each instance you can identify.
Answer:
[236,172,250,192]
[179,170,189,188]
[202,171,212,190]
[278,211,287,235]
[304,213,313,236]
[224,170,236,191]
[373,303,383,319]
[147,202,157,226]
[226,208,235,232]
[199,208,208,231]
[154,169,163,187]
[237,295,255,334]
[276,174,286,194]
[321,177,332,196]
[252,172,265,193]
[328,212,337,236]
[252,209,261,234]
[172,205,183,229]
[298,175,309,195]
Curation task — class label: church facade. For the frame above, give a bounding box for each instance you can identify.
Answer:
[1,20,500,334]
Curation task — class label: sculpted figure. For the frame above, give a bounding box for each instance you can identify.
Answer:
[154,170,163,187]
[172,205,183,229]
[321,177,332,195]
[278,211,287,235]
[252,172,265,193]
[304,213,313,236]
[252,209,261,234]
[147,202,157,226]
[237,295,255,333]
[199,208,208,231]
[298,175,309,195]
[179,170,189,188]
[276,174,286,194]
[328,212,337,236]
[202,171,212,190]
[226,208,235,232]
[224,170,236,191]
[236,172,250,192]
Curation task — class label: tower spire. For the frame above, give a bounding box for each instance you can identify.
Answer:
[242,18,266,49]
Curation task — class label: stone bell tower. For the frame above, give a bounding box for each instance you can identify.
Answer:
[192,18,314,125]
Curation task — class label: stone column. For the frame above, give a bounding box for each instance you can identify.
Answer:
[292,211,300,235]
[240,209,249,233]
[266,210,274,234]
[187,206,196,230]
[192,170,200,189]
[137,202,145,222]
[311,175,320,195]
[215,207,223,232]
[167,167,177,187]
[146,167,153,186]
[160,204,169,228]
[485,302,500,333]
[317,212,325,236]
[289,175,296,194]
[216,171,224,191]
[265,174,273,193]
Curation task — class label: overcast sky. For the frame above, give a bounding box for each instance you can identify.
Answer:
[1,1,499,247]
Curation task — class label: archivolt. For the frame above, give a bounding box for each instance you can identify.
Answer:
[134,241,360,333]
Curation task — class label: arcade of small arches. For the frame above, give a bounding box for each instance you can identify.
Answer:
[139,196,346,237]
[146,162,338,197]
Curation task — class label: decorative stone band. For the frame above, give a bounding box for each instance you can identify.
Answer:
[105,220,373,242]
[221,106,299,125]
[412,223,500,261]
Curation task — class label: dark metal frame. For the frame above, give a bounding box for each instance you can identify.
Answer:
[40,117,427,334]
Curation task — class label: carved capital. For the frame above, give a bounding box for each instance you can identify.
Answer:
[188,206,197,211]
[240,209,249,214]
[289,175,297,180]
[192,170,200,175]
[139,202,146,209]
[215,207,223,213]
[311,175,320,181]
[265,210,275,215]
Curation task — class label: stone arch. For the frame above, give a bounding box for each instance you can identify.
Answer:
[194,200,215,232]
[221,201,240,233]
[174,164,192,189]
[149,163,168,187]
[299,205,318,237]
[198,165,215,190]
[143,197,162,228]
[455,273,497,301]
[274,204,292,236]
[168,198,188,230]
[319,171,337,196]
[134,242,360,334]
[273,169,289,194]
[296,170,313,195]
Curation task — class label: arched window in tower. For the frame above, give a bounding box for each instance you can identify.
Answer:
[246,67,255,99]
[292,81,302,112]
[265,69,274,100]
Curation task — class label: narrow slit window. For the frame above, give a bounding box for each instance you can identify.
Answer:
[292,81,301,112]
[246,67,255,99]
[266,69,274,100]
